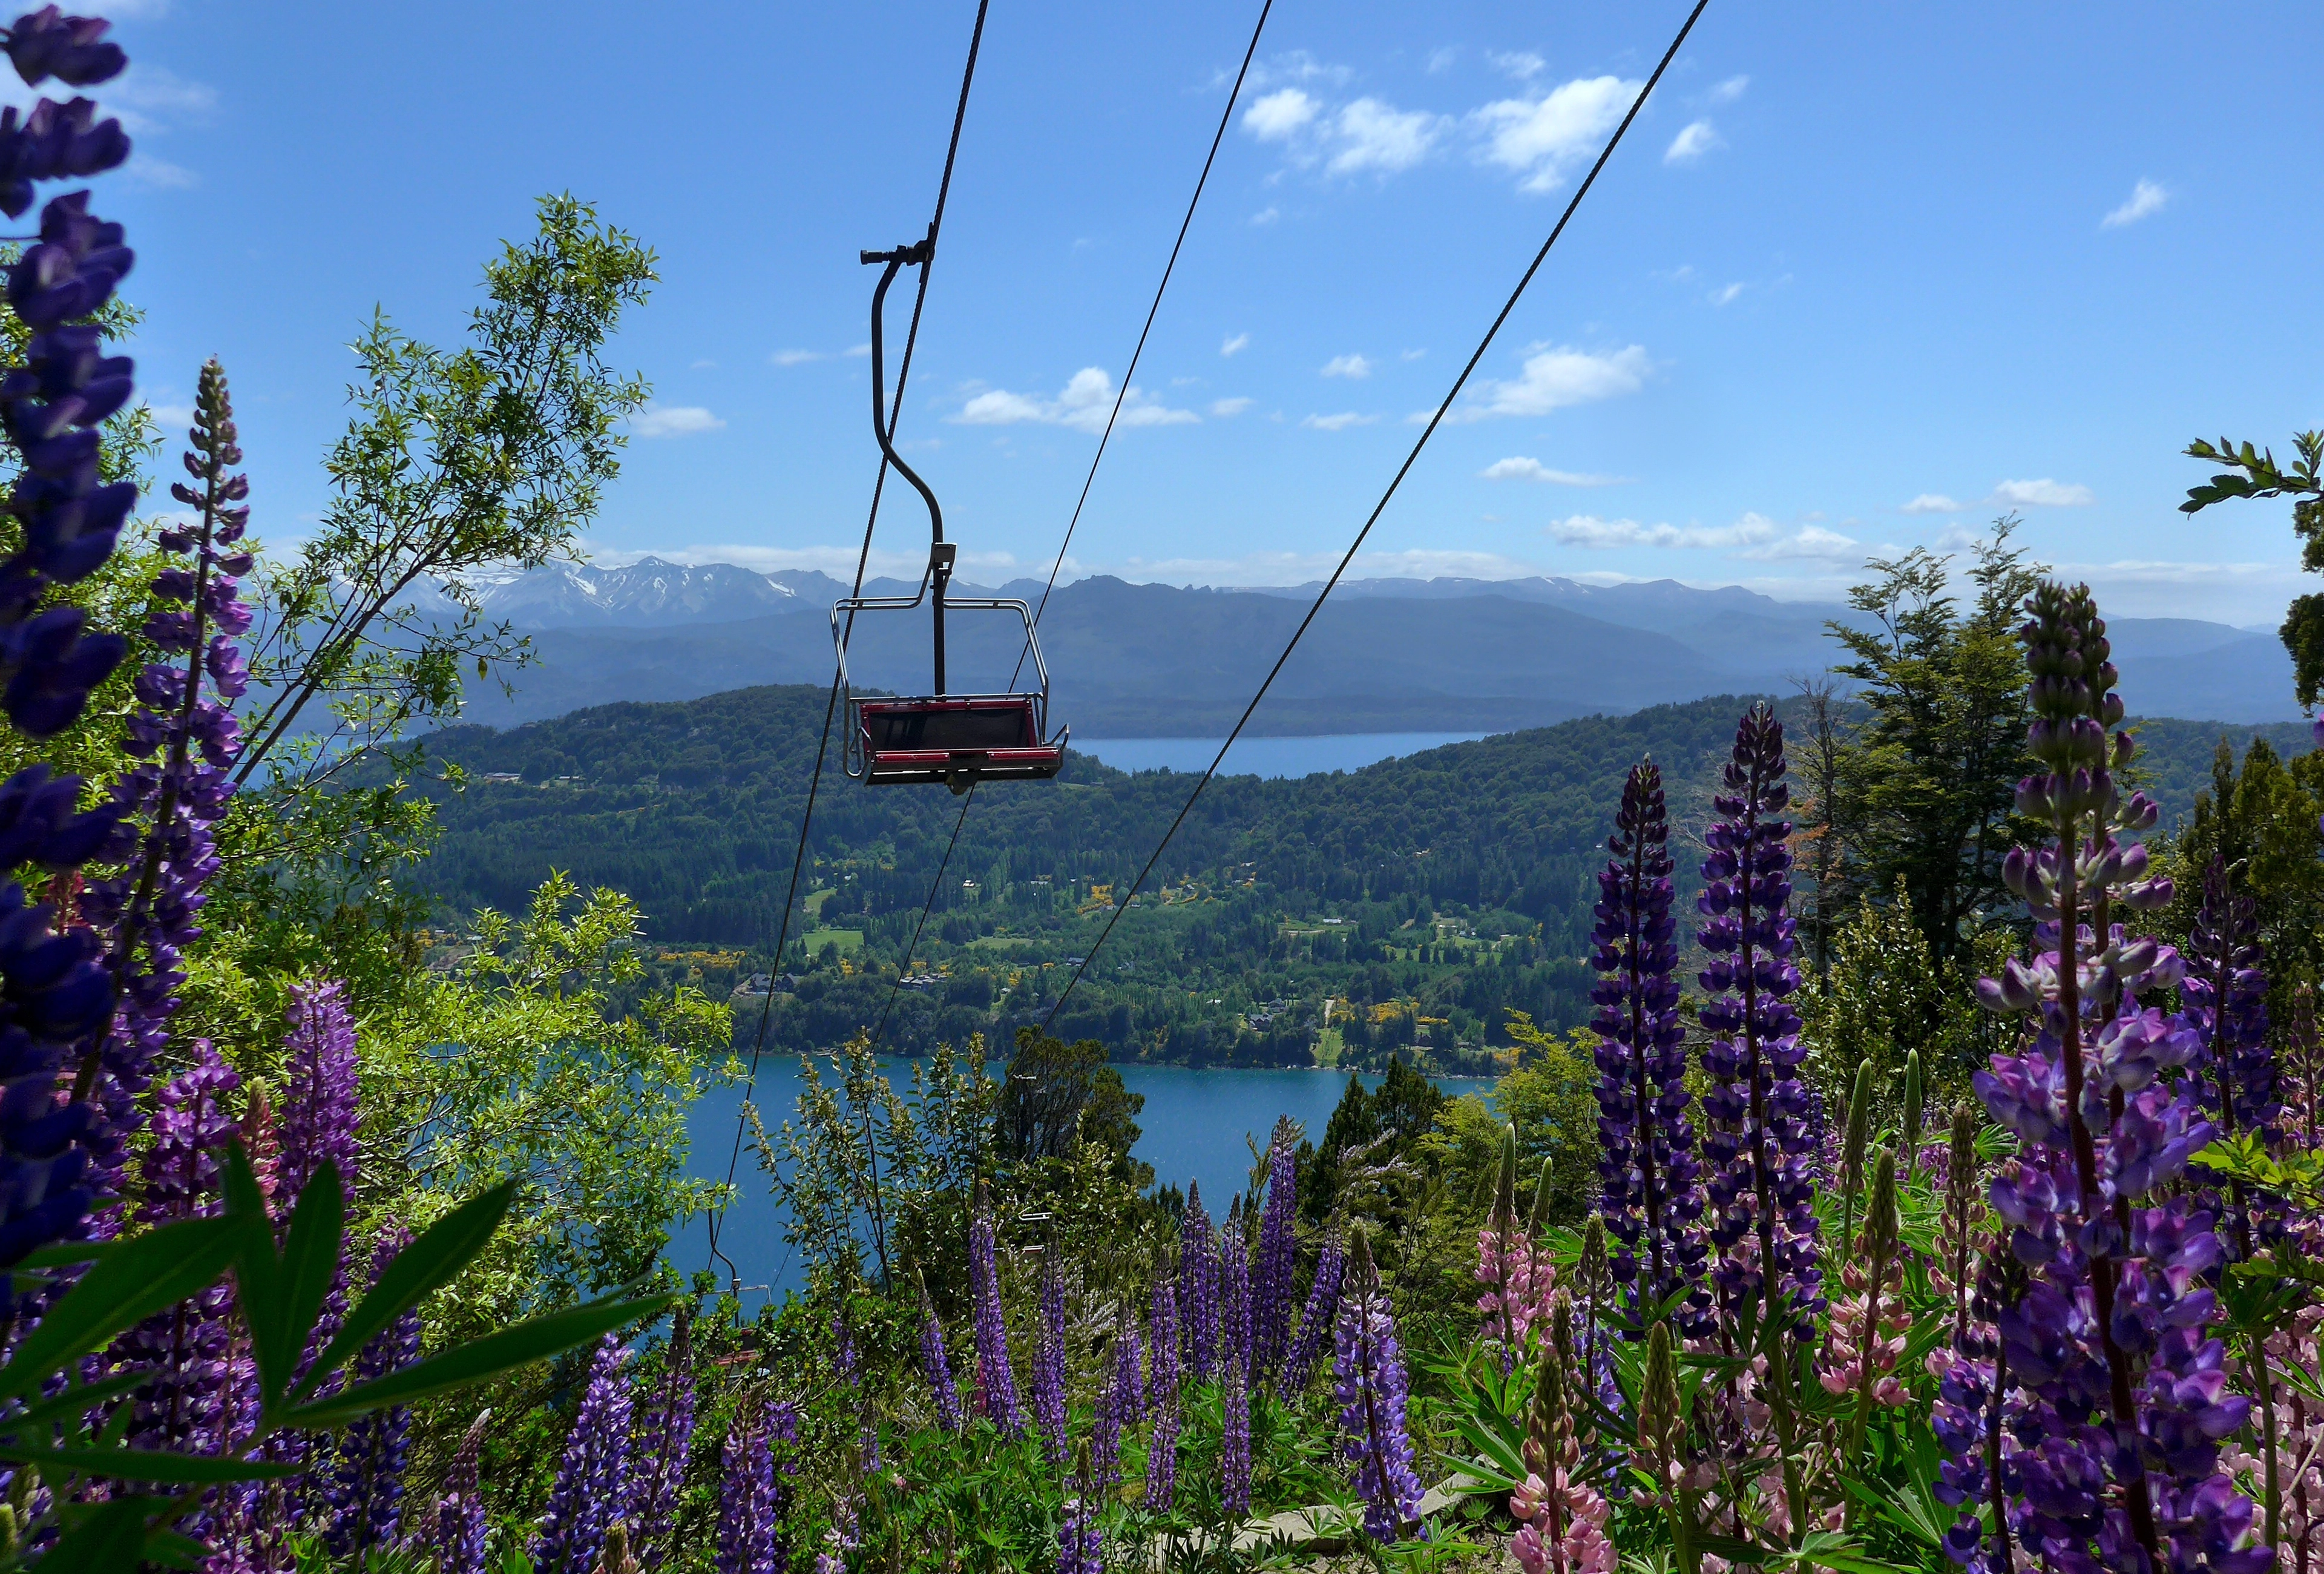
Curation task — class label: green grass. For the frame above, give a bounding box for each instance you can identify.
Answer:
[1313,1027,1345,1067]
[800,927,864,956]
[805,887,836,915]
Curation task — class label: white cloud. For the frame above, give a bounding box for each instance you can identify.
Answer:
[1426,46,1459,74]
[951,367,1198,433]
[630,404,726,438]
[1321,354,1372,379]
[691,358,717,370]
[844,344,871,357]
[1489,50,1546,81]
[1302,412,1378,430]
[1664,119,1721,164]
[1481,457,1626,486]
[1249,51,1352,90]
[1472,74,1635,191]
[1250,205,1279,225]
[1710,282,1744,306]
[1221,332,1250,357]
[1328,98,1443,175]
[1707,74,1749,104]
[1402,348,1426,360]
[1210,397,1253,417]
[147,401,195,430]
[1243,88,1319,141]
[1451,343,1651,420]
[98,64,217,134]
[772,349,824,366]
[125,155,197,189]
[1900,493,1966,514]
[2102,179,2167,229]
[1547,511,1857,560]
[1991,478,2095,507]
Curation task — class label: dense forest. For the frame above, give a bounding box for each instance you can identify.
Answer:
[400,684,2310,1065]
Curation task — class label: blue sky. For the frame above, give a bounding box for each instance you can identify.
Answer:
[84,0,2324,624]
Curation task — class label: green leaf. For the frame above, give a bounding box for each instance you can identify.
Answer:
[275,1153,344,1376]
[0,1370,148,1435]
[295,1181,514,1406]
[220,1141,292,1403]
[40,1498,153,1573]
[10,1239,120,1271]
[0,1216,246,1401]
[0,1442,300,1484]
[276,1293,669,1430]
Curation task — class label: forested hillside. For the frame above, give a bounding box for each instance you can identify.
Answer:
[403,685,2309,1064]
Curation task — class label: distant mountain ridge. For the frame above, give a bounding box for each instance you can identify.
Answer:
[427,559,2300,731]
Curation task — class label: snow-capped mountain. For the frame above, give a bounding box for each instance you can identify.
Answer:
[473,558,810,628]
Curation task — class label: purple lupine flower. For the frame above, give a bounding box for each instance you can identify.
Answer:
[632,1310,698,1569]
[0,774,116,1271]
[277,978,358,1211]
[1177,1181,1218,1382]
[431,1412,491,1574]
[1059,1443,1103,1574]
[111,1041,237,1469]
[1096,1314,1140,1489]
[325,1223,422,1559]
[1587,760,1709,1335]
[968,1184,1020,1435]
[5,7,128,88]
[917,1274,962,1434]
[77,359,251,1213]
[0,22,137,760]
[1281,1231,1344,1395]
[715,1401,778,1574]
[1217,1198,1251,1379]
[1146,1268,1178,1414]
[1251,1119,1299,1385]
[2182,855,2276,1145]
[1333,1233,1423,1545]
[534,1334,636,1574]
[1695,703,1823,1337]
[1032,1244,1069,1469]
[1221,1349,1252,1521]
[1145,1388,1180,1514]
[1951,581,2268,1574]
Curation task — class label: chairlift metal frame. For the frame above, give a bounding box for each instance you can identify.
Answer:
[831,234,1069,792]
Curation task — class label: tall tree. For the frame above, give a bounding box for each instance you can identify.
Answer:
[1788,677,1851,977]
[2179,430,2324,705]
[1823,519,2039,964]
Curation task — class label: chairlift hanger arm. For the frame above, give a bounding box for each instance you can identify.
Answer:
[862,232,946,553]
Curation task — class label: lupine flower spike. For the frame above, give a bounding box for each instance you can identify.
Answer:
[1511,1294,1615,1574]
[1253,1119,1299,1385]
[1954,579,2267,1574]
[1179,1180,1219,1382]
[534,1334,635,1574]
[633,1307,699,1567]
[1282,1229,1344,1396]
[968,1180,1020,1435]
[916,1271,962,1435]
[1033,1240,1069,1469]
[1333,1231,1423,1544]
[1476,1124,1536,1369]
[1589,760,1709,1335]
[430,1411,491,1574]
[715,1401,778,1574]
[1696,702,1822,1343]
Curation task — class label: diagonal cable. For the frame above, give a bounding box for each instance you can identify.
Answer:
[703,0,993,1285]
[1042,0,1714,1032]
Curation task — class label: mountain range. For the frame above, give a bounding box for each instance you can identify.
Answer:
[422,557,2299,734]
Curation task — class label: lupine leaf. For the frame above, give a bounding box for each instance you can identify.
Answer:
[296,1180,514,1406]
[275,1293,669,1430]
[0,1216,245,1401]
[0,1441,300,1483]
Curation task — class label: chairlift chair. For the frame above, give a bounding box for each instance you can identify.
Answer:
[832,234,1069,793]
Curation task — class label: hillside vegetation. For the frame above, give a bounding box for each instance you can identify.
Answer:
[404,685,2308,1065]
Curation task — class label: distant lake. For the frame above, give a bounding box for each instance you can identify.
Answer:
[667,1058,1495,1308]
[1073,732,1489,778]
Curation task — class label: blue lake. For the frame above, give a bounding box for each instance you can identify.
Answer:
[667,1059,1495,1308]
[1072,732,1489,778]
